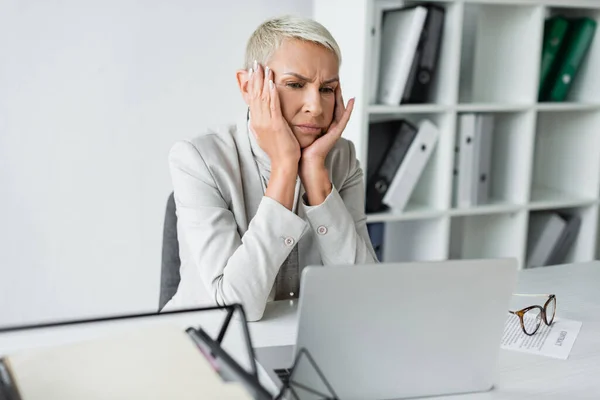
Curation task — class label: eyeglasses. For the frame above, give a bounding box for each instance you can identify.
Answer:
[509,294,556,336]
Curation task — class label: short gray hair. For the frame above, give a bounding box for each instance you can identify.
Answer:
[244,15,342,69]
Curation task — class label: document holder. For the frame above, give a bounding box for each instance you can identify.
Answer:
[0,303,337,400]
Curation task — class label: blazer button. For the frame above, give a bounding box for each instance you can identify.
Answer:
[284,237,295,246]
[317,226,328,235]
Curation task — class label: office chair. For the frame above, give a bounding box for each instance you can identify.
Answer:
[159,191,181,311]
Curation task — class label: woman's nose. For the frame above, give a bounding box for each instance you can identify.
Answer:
[302,88,323,116]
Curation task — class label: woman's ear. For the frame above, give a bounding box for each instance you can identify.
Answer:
[236,68,251,105]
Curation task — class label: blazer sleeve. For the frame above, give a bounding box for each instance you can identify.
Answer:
[301,140,379,265]
[169,140,308,321]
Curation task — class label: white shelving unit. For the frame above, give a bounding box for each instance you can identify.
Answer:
[314,0,600,268]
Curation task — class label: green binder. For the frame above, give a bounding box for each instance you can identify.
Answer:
[543,17,597,102]
[538,16,570,100]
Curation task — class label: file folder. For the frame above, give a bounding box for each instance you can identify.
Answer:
[377,5,428,105]
[542,17,597,102]
[382,119,439,211]
[538,16,570,100]
[402,4,445,104]
[455,113,493,207]
[366,119,418,213]
[367,222,385,261]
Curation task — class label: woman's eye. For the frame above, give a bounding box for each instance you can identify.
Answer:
[286,82,304,89]
[320,87,335,93]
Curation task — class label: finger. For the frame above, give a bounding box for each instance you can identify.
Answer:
[253,61,264,100]
[262,65,271,98]
[328,97,355,137]
[336,97,355,132]
[251,62,268,122]
[269,76,282,118]
[315,121,344,151]
[247,65,254,100]
[334,84,346,121]
[248,65,261,122]
[261,65,272,117]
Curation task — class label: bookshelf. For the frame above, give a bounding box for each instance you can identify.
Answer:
[313,0,600,268]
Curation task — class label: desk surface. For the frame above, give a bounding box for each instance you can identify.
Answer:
[251,260,600,398]
[1,261,599,399]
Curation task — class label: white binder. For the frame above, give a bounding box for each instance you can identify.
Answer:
[376,6,428,105]
[475,114,494,205]
[456,113,494,207]
[456,113,476,207]
[382,119,439,211]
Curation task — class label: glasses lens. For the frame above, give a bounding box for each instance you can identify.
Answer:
[545,297,556,325]
[523,308,542,335]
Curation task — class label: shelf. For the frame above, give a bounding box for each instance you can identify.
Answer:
[366,202,446,223]
[368,103,541,114]
[316,0,600,269]
[458,3,544,103]
[366,196,600,223]
[382,217,450,262]
[366,112,455,212]
[449,211,528,266]
[568,205,600,262]
[368,104,450,114]
[448,198,523,216]
[525,204,598,268]
[452,110,536,207]
[531,110,600,200]
[536,102,600,112]
[529,186,598,210]
[366,199,523,223]
[455,103,532,112]
[366,193,600,222]
[368,102,600,114]
[462,0,600,6]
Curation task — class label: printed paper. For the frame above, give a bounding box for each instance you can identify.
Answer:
[501,314,582,360]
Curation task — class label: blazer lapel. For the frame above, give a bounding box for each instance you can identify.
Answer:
[233,114,263,233]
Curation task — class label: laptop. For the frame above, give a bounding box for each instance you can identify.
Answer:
[262,258,518,400]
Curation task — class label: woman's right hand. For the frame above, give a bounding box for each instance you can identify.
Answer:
[248,61,301,168]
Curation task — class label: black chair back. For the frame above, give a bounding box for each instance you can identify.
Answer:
[159,192,181,310]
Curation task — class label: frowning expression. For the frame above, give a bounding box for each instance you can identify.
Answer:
[262,39,339,148]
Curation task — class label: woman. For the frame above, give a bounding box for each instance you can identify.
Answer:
[162,15,378,321]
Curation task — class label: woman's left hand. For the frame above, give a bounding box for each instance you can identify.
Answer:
[299,85,354,206]
[300,84,355,167]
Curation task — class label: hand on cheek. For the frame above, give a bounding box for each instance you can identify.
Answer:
[301,84,355,166]
[299,84,355,205]
[247,61,301,169]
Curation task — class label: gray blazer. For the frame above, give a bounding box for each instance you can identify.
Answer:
[161,113,377,321]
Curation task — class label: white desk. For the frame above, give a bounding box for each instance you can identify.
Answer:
[251,260,600,398]
[1,261,599,399]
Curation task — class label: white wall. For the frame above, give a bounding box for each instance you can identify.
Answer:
[0,0,313,326]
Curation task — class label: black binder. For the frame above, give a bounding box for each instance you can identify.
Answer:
[0,304,337,400]
[546,212,582,266]
[367,222,385,261]
[402,4,445,104]
[366,119,418,213]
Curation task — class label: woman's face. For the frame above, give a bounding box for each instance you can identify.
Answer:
[241,38,340,149]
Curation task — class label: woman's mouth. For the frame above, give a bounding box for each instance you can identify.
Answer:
[294,124,322,134]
